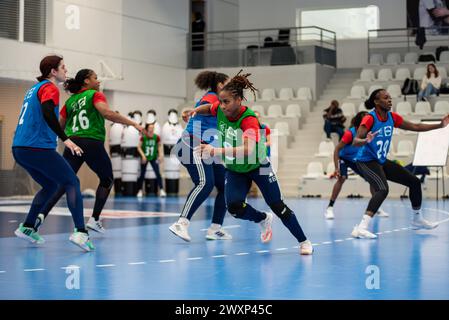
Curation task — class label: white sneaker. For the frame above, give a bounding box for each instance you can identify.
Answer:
[159,189,167,198]
[411,217,439,230]
[259,212,273,243]
[69,230,95,252]
[137,190,143,198]
[376,208,390,218]
[86,217,106,234]
[299,240,314,255]
[169,218,191,242]
[325,206,335,220]
[206,227,232,240]
[351,225,377,239]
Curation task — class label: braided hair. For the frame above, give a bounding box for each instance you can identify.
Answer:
[221,69,258,101]
[364,89,384,110]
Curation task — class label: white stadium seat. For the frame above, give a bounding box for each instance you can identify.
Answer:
[260,88,276,101]
[404,52,418,64]
[251,104,265,116]
[395,68,411,81]
[285,104,301,117]
[341,102,356,117]
[369,53,383,65]
[349,85,366,99]
[360,69,375,81]
[278,88,294,100]
[386,53,401,65]
[396,101,413,115]
[358,101,369,112]
[296,87,313,100]
[315,140,334,158]
[413,67,426,80]
[304,162,325,179]
[414,101,431,115]
[434,101,449,115]
[439,51,449,63]
[267,104,283,117]
[378,68,393,81]
[274,121,290,136]
[387,84,402,98]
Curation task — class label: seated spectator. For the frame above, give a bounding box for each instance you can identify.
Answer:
[323,100,346,140]
[417,63,441,101]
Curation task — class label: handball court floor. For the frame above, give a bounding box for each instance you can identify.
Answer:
[0,196,449,300]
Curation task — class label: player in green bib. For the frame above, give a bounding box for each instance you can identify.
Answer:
[191,71,313,255]
[35,69,144,234]
[137,123,166,196]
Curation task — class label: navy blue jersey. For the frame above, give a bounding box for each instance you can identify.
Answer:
[12,81,59,149]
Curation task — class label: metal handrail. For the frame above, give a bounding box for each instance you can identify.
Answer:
[367,27,449,63]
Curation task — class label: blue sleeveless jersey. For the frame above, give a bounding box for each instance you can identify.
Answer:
[184,92,219,146]
[339,127,359,162]
[12,80,59,149]
[355,111,394,164]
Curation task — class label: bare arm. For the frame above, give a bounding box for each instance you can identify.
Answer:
[137,140,147,163]
[201,137,256,159]
[94,101,144,132]
[353,125,378,147]
[59,117,66,131]
[333,141,346,176]
[399,115,449,132]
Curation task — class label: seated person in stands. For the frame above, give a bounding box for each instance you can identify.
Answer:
[417,63,441,101]
[323,100,346,140]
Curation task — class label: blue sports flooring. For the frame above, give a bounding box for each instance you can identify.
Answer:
[0,196,449,300]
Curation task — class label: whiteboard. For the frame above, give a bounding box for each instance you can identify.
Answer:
[412,120,449,166]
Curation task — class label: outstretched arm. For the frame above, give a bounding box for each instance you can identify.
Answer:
[399,115,449,132]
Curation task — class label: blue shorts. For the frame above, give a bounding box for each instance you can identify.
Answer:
[339,158,362,178]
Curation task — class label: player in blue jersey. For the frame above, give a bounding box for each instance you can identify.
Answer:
[325,111,389,219]
[12,55,94,251]
[351,89,449,239]
[169,71,231,241]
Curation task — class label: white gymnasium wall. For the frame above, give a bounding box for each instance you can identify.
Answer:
[238,0,407,68]
[0,0,189,117]
[207,0,240,32]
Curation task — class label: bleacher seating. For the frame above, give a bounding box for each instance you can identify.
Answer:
[260,88,276,101]
[341,102,356,117]
[378,68,393,81]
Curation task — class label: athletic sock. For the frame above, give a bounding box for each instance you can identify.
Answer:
[359,214,372,229]
[413,209,421,220]
[328,200,335,207]
[209,223,221,230]
[178,217,190,225]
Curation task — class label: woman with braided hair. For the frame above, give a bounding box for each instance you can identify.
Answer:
[191,71,313,255]
[169,71,233,242]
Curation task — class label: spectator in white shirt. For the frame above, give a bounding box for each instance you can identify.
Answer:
[418,63,442,101]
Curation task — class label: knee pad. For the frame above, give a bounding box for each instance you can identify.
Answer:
[269,201,293,221]
[227,202,247,218]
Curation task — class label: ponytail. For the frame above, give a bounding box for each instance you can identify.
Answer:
[64,69,93,94]
[364,89,384,110]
